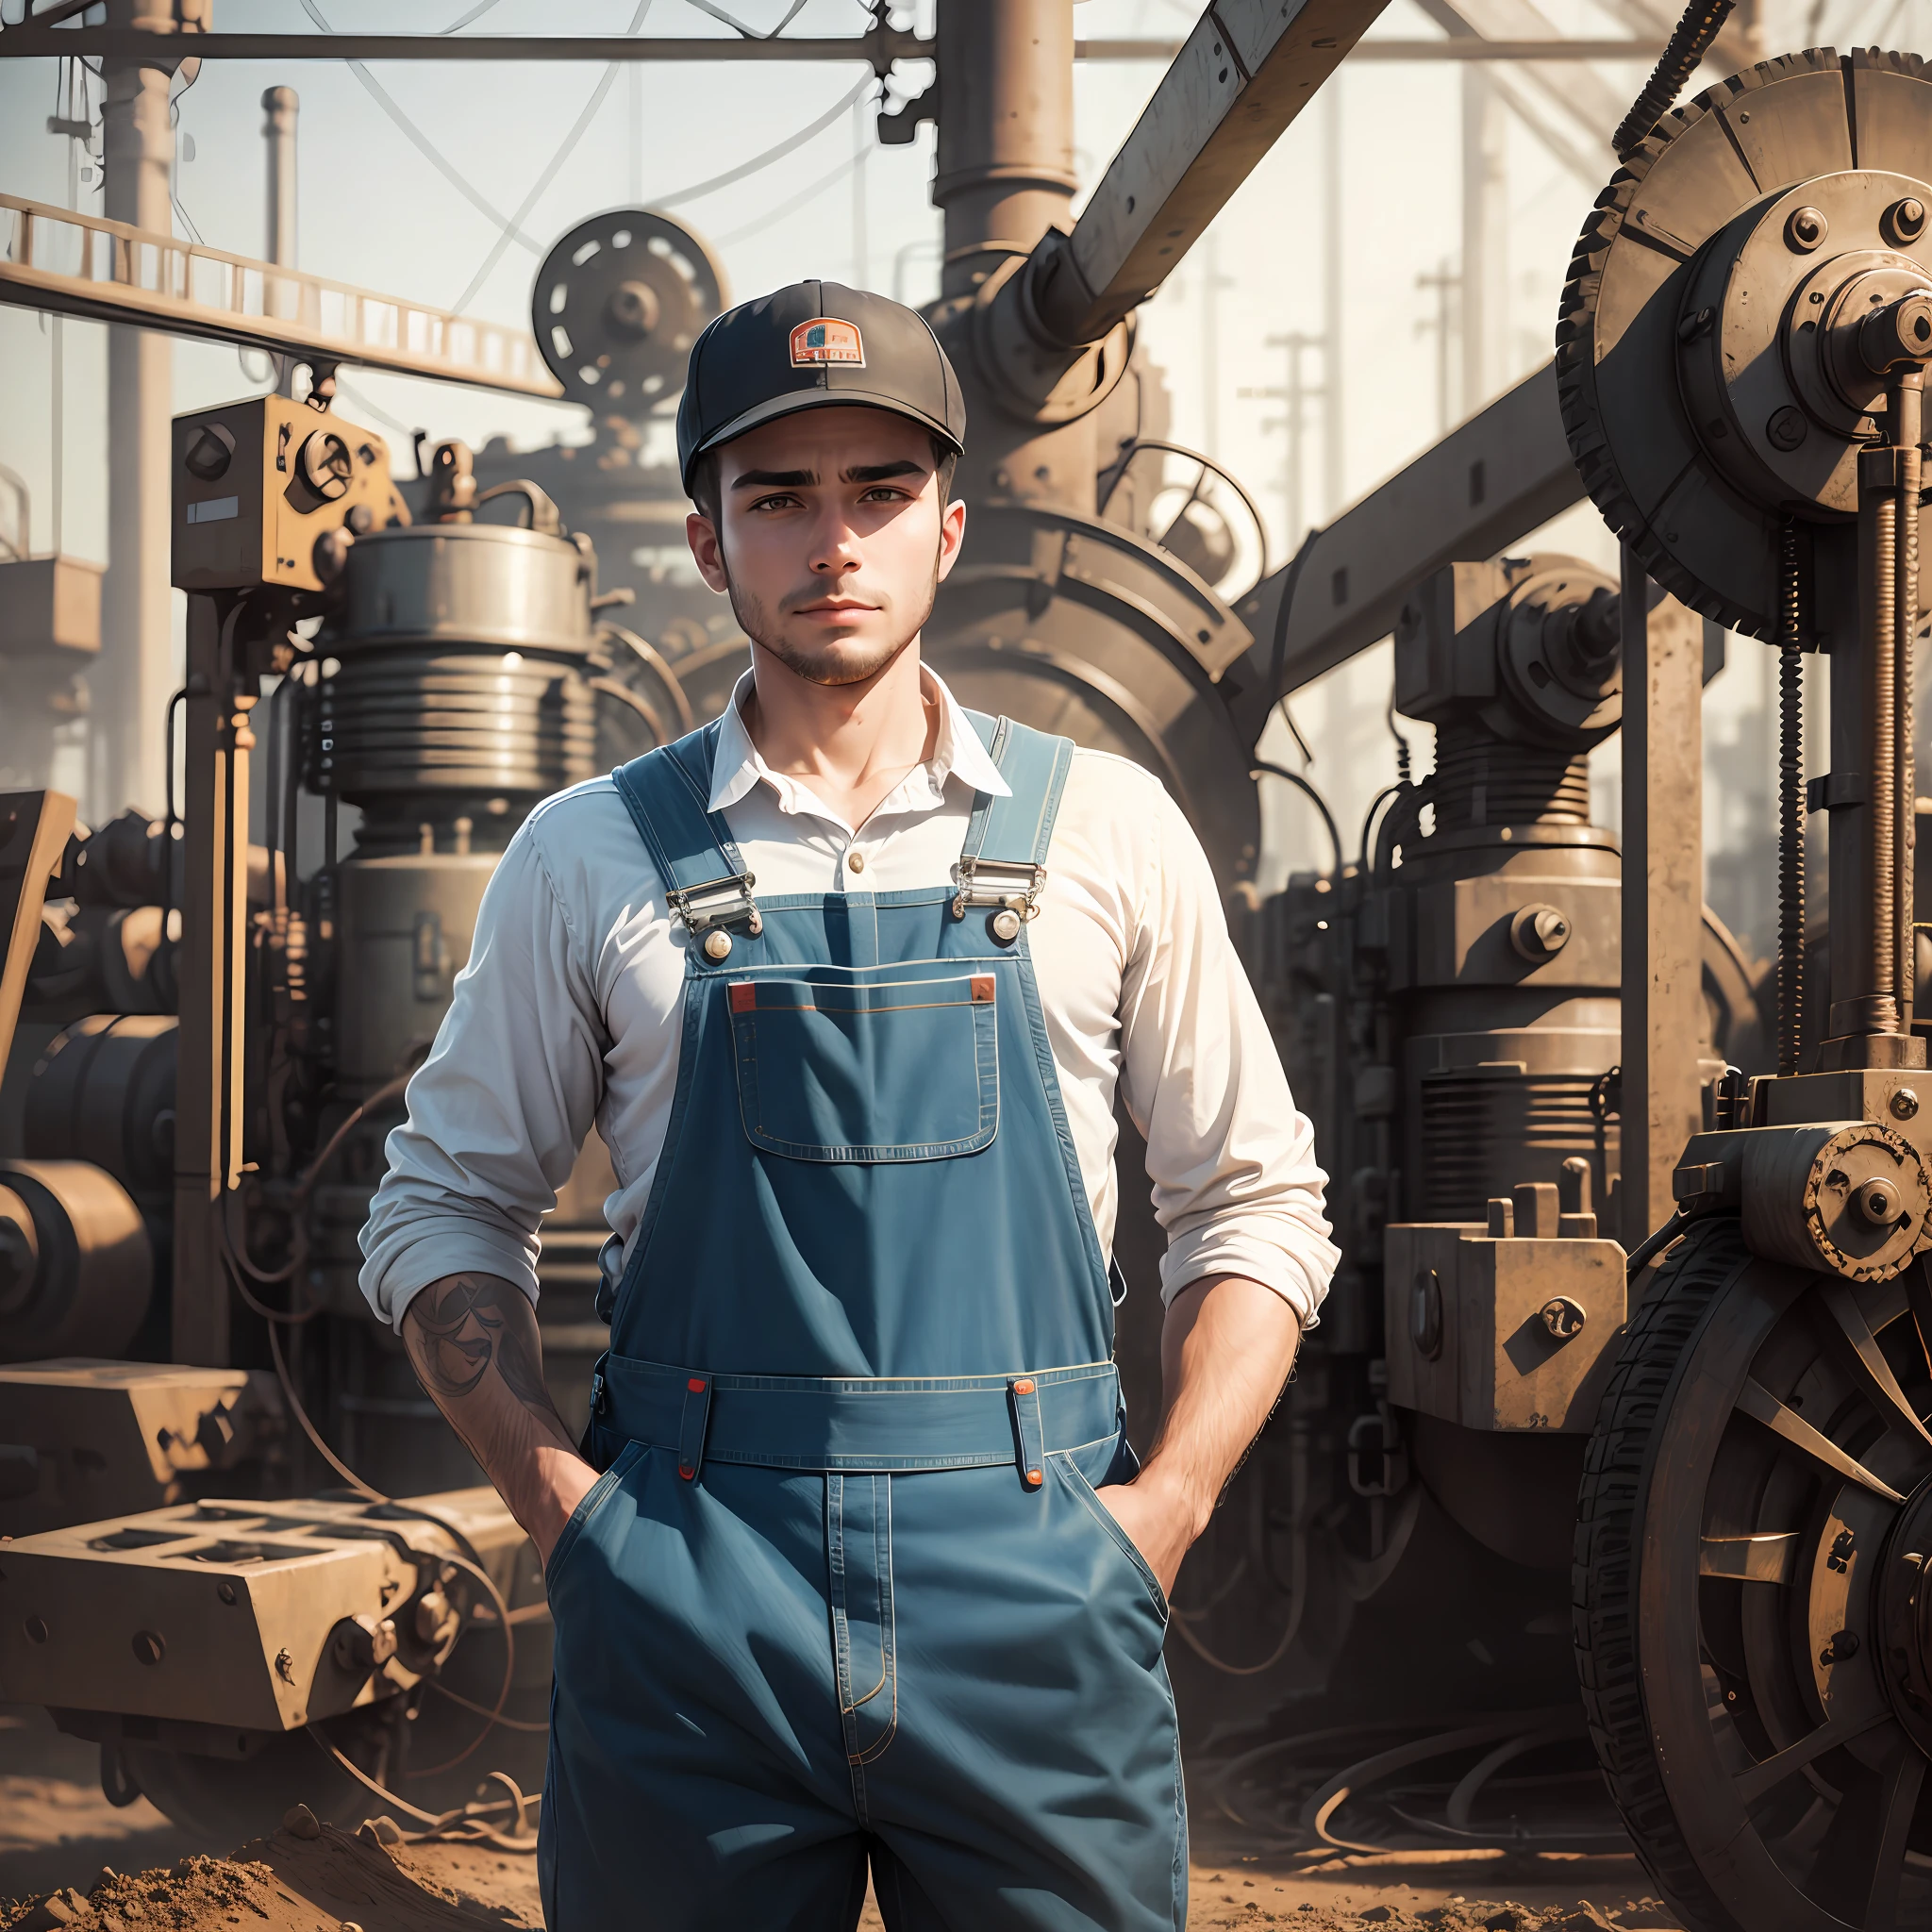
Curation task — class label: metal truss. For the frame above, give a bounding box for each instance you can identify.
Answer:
[0,194,563,400]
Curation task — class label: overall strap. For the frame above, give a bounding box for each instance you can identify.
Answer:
[611,723,764,939]
[953,712,1074,926]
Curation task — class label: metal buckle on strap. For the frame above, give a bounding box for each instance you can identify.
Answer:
[668,872,764,938]
[950,857,1046,923]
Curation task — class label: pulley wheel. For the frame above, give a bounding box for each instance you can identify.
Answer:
[533,208,727,414]
[1557,49,1932,637]
[1577,1217,1932,1928]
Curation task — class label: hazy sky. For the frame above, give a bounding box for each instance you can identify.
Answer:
[1,0,1918,902]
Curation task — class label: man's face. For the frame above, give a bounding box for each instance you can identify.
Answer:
[685,406,967,688]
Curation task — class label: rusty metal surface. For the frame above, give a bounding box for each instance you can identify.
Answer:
[0,1487,536,1735]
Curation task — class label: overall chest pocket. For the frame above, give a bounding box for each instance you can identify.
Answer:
[725,973,1000,1162]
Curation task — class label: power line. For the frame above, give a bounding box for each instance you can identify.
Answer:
[711,146,860,246]
[451,0,656,314]
[656,70,872,209]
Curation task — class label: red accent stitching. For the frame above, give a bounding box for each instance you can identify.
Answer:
[679,1464,694,1480]
[728,982,757,1012]
[688,1377,707,1392]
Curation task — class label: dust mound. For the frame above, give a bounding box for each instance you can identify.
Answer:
[2,1824,540,1932]
[1192,1897,1675,1929]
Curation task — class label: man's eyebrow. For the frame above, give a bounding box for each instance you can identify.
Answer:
[846,459,925,483]
[730,467,814,491]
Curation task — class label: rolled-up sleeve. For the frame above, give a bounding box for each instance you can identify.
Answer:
[1116,790,1339,1325]
[358,829,607,1331]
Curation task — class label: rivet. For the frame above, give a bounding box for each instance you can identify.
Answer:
[132,1629,165,1666]
[991,908,1022,943]
[1893,1090,1921,1121]
[702,929,732,962]
[1025,1469,1042,1487]
[847,850,865,874]
[687,1377,707,1392]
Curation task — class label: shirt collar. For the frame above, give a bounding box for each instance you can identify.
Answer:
[708,662,1012,814]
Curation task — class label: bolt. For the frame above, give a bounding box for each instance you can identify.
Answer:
[1853,1174,1906,1226]
[1767,406,1809,452]
[1888,196,1928,245]
[1894,1090,1921,1121]
[1787,206,1829,253]
[1861,290,1932,374]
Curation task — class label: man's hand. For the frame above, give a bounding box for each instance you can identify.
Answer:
[402,1272,600,1567]
[1094,1274,1302,1604]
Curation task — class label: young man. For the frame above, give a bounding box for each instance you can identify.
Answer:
[360,281,1336,1930]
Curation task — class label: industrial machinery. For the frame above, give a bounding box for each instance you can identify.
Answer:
[8,6,1932,1926]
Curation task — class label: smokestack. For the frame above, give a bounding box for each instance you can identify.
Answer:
[263,87,299,396]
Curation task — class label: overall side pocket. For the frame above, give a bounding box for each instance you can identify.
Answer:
[1052,1449,1171,1623]
[544,1440,646,1592]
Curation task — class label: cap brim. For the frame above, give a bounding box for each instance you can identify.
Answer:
[683,390,964,496]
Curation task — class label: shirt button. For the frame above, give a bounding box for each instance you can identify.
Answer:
[847,850,866,874]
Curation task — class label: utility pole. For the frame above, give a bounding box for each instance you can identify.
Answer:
[1459,63,1507,417]
[852,92,871,289]
[1321,81,1344,518]
[1200,229,1236,457]
[1239,330,1324,548]
[101,0,200,822]
[1416,260,1458,437]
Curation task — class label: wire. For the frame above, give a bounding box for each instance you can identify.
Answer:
[451,0,656,314]
[1251,761,1341,880]
[684,0,808,34]
[655,72,874,211]
[1095,437,1271,592]
[711,148,863,247]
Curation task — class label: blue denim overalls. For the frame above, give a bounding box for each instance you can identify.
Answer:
[539,713,1185,1930]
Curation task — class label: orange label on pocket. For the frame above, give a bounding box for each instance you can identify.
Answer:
[971,975,995,1003]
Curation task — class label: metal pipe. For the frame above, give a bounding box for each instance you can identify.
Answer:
[932,0,1074,297]
[100,0,185,824]
[1776,522,1806,1075]
[262,86,299,396]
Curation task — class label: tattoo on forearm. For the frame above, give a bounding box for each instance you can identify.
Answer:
[408,1274,560,1420]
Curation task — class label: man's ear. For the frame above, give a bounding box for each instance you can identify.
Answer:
[687,511,729,594]
[935,497,968,586]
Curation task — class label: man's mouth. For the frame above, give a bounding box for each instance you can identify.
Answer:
[792,597,878,616]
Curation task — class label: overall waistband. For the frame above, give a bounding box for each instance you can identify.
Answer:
[592,1354,1122,1479]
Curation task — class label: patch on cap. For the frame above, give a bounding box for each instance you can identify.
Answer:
[790,317,865,367]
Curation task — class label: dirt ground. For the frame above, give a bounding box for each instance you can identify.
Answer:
[0,1704,1680,1931]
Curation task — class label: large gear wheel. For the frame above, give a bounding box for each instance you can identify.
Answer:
[1557,48,1932,638]
[533,208,727,416]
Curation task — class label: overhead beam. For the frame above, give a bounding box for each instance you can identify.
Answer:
[1029,0,1395,348]
[0,28,1670,60]
[0,195,563,399]
[0,27,928,62]
[1224,360,1581,749]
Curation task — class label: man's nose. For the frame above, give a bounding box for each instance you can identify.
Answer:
[808,510,862,575]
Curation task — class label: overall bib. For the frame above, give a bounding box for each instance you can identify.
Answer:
[540,715,1186,1931]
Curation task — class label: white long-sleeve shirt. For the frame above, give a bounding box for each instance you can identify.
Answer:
[358,667,1337,1334]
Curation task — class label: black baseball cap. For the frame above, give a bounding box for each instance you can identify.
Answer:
[676,279,966,496]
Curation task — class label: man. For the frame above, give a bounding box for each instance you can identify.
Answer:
[360,281,1336,1930]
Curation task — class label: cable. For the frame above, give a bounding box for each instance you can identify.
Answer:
[451,0,655,315]
[654,71,873,211]
[1251,761,1341,880]
[684,0,808,35]
[1612,0,1733,159]
[711,148,863,247]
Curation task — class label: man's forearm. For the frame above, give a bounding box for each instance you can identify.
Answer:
[401,1271,599,1558]
[1097,1274,1302,1592]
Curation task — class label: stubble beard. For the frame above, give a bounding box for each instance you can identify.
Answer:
[724,541,943,690]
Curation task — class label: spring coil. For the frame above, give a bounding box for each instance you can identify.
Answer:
[1776,522,1805,1075]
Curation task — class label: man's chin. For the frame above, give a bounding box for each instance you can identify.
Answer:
[758,632,908,689]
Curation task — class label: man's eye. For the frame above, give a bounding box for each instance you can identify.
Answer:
[749,493,800,512]
[860,487,909,503]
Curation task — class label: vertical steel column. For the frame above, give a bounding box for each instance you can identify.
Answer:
[932,0,1074,298]
[100,0,188,824]
[1321,84,1344,517]
[1619,548,1706,1247]
[263,86,300,396]
[930,0,1091,511]
[173,596,253,1366]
